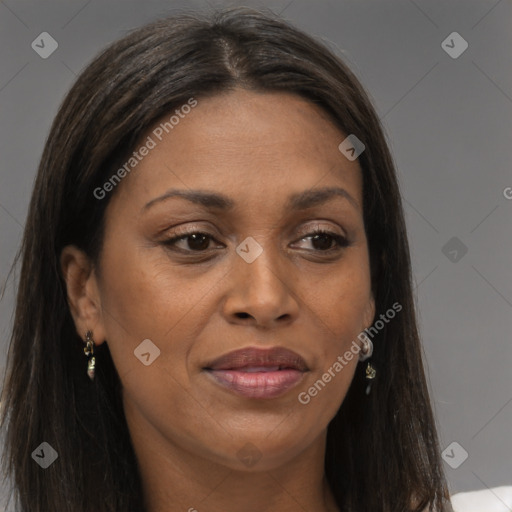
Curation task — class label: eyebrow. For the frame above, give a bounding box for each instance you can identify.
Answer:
[142,186,359,213]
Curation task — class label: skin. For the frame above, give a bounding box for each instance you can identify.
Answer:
[61,88,375,512]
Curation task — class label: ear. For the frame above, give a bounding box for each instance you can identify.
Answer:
[60,245,107,345]
[363,293,376,331]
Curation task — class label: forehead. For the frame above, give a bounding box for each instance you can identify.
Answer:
[109,88,363,215]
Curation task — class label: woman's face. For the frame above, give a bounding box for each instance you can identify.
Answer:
[65,88,375,472]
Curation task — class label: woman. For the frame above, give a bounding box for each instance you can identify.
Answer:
[0,6,453,512]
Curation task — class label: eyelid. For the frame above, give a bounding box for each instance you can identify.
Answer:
[163,221,346,242]
[295,221,346,238]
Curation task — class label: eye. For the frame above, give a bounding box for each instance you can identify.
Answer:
[161,231,222,253]
[161,227,351,255]
[293,228,350,252]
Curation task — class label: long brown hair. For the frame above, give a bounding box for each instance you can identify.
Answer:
[0,7,452,511]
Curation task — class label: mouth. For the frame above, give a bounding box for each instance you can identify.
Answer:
[203,346,309,399]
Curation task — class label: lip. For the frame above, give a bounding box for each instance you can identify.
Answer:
[203,346,309,399]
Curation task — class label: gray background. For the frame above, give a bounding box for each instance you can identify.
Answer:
[0,0,511,504]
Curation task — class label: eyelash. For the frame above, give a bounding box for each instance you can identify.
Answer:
[161,227,351,255]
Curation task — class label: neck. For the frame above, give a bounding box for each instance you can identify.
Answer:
[142,459,339,512]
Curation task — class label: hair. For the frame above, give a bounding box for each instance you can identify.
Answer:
[0,6,453,512]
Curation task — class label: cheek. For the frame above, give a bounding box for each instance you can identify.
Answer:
[96,243,217,382]
[307,255,372,338]
[99,239,218,331]
[97,247,213,442]
[293,256,371,411]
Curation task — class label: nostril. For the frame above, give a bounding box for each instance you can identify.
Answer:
[235,312,251,319]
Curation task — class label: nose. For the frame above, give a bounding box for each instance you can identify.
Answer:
[222,245,300,329]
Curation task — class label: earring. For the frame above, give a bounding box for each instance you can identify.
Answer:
[365,362,376,395]
[83,330,96,381]
[358,333,376,395]
[358,333,373,362]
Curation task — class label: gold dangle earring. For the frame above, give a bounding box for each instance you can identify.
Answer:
[365,361,376,395]
[358,333,376,395]
[84,330,96,380]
